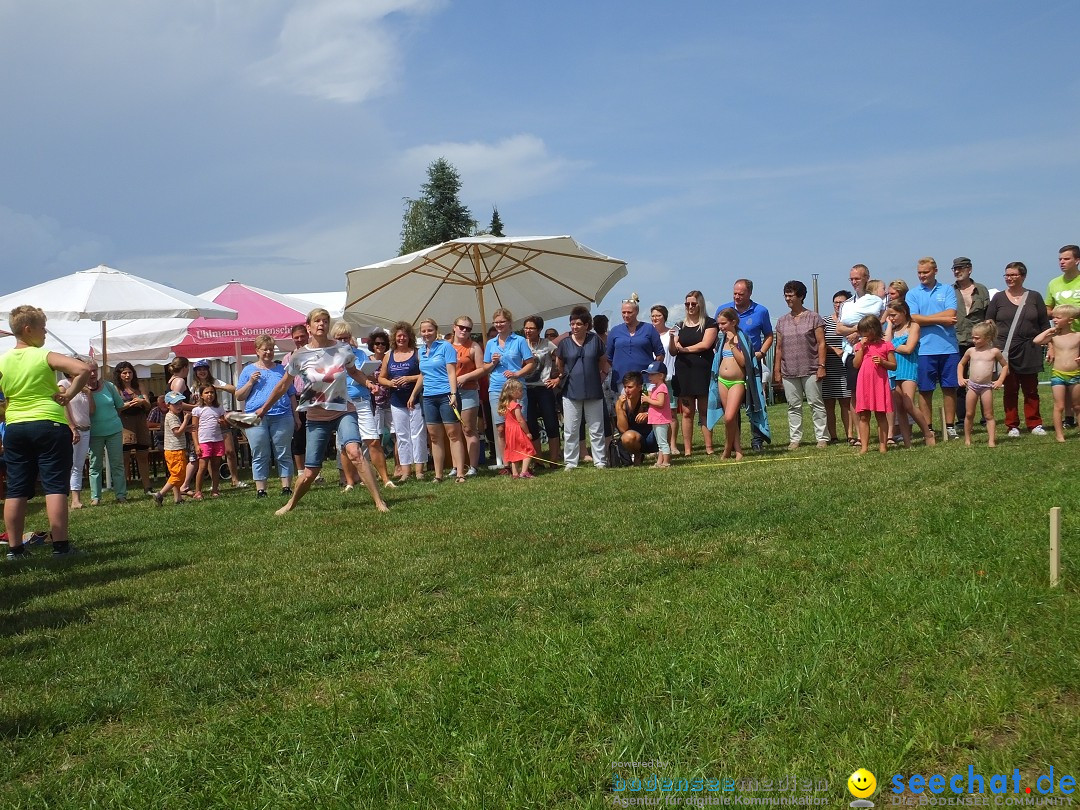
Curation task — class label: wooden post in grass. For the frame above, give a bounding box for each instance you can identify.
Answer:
[941,404,949,442]
[1050,507,1061,587]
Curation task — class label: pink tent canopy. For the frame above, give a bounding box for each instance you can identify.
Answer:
[94,282,320,361]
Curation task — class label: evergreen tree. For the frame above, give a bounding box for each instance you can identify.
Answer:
[488,206,505,237]
[399,158,475,254]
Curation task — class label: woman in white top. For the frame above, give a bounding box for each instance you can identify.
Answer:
[254,309,388,516]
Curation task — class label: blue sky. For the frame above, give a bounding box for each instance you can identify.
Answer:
[2,0,1078,323]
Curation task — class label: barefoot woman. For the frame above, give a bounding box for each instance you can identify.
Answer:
[255,309,388,515]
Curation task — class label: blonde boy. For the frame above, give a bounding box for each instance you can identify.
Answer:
[1034,304,1080,442]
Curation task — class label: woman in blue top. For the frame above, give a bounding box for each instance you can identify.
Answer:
[606,293,665,394]
[379,321,427,483]
[408,318,467,484]
[482,307,535,470]
[235,333,295,498]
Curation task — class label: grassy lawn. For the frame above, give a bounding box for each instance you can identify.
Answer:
[2,402,1077,809]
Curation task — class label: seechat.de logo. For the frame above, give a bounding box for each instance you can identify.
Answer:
[890,766,1076,797]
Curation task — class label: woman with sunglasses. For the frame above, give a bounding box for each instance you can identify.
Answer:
[366,329,394,461]
[451,315,486,476]
[670,290,718,456]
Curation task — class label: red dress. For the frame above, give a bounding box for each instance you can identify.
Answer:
[502,400,533,462]
[855,339,894,413]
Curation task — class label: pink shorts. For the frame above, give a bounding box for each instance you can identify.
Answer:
[199,441,225,459]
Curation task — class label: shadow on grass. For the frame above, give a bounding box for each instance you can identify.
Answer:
[0,594,130,638]
[1,557,191,610]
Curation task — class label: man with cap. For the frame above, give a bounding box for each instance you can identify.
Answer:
[908,257,959,438]
[951,257,991,428]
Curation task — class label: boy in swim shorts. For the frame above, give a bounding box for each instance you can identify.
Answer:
[1034,304,1080,442]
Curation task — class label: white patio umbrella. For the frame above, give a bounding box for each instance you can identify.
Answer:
[0,265,237,369]
[344,235,627,333]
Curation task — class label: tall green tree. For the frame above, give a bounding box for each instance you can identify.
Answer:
[399,158,475,254]
[488,206,505,237]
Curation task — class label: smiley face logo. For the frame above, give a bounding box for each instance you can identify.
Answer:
[847,769,877,799]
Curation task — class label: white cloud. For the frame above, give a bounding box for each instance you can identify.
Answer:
[400,134,584,205]
[252,0,442,104]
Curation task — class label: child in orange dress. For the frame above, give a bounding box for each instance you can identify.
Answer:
[498,379,534,479]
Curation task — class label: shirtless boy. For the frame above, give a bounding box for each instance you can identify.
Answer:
[1034,304,1080,442]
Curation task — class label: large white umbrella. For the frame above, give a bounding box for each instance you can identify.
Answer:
[344,235,627,333]
[0,265,237,368]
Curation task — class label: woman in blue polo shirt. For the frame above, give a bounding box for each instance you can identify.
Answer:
[483,308,535,470]
[409,318,468,484]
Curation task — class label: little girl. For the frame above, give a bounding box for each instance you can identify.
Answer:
[884,301,936,448]
[853,314,896,454]
[957,321,1009,447]
[191,384,226,498]
[497,379,534,479]
[642,361,671,468]
[714,308,747,461]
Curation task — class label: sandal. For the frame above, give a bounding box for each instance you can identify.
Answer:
[191,493,203,501]
[455,476,466,484]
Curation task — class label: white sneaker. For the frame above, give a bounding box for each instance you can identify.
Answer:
[465,467,477,477]
[1007,428,1020,438]
[1030,425,1047,436]
[946,426,958,440]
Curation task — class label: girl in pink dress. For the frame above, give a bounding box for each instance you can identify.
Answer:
[498,380,534,479]
[853,314,896,455]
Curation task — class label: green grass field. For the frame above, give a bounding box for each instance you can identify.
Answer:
[2,404,1077,809]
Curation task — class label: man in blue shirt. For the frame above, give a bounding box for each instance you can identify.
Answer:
[715,279,773,450]
[908,257,960,439]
